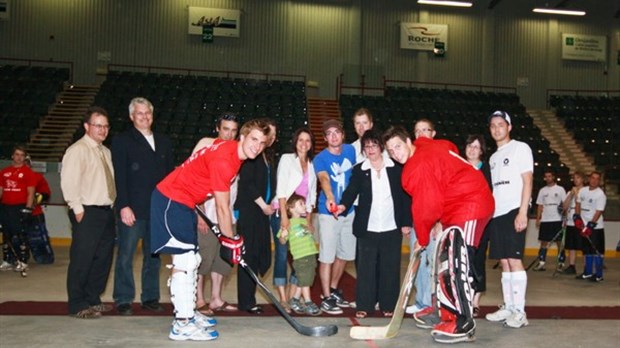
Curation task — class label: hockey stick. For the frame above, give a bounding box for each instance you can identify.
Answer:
[526,224,565,271]
[195,205,338,337]
[552,218,568,277]
[349,247,423,340]
[583,234,603,258]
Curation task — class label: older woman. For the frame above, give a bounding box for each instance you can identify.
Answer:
[272,127,317,313]
[336,129,411,318]
[463,134,492,317]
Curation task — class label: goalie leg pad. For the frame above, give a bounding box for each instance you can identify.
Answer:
[435,227,474,321]
[169,251,201,319]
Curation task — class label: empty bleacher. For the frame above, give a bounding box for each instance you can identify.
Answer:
[550,94,619,182]
[0,65,69,159]
[340,86,571,195]
[91,70,309,164]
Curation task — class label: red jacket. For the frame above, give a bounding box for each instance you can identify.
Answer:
[402,137,494,247]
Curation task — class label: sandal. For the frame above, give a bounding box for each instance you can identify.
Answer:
[73,308,101,319]
[355,311,367,319]
[211,301,237,312]
[197,304,215,316]
[383,311,393,317]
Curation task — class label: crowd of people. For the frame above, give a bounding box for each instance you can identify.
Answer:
[0,99,609,342]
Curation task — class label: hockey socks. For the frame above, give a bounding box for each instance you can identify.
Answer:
[501,272,513,310]
[594,255,604,278]
[511,271,527,313]
[584,255,594,275]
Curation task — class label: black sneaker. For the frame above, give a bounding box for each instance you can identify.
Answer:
[330,289,350,308]
[117,303,133,316]
[590,276,604,283]
[575,273,592,280]
[141,300,164,312]
[561,265,576,275]
[320,297,343,315]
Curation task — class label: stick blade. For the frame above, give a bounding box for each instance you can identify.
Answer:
[350,325,390,340]
[299,324,339,337]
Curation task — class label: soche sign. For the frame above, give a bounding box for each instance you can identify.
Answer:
[400,23,448,51]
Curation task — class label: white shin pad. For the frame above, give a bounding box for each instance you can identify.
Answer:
[168,251,202,319]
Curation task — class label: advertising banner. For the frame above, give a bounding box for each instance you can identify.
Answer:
[400,23,448,51]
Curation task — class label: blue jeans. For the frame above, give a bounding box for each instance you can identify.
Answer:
[270,214,298,287]
[113,219,161,305]
[409,229,434,308]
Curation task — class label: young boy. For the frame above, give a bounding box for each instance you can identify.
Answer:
[277,193,321,316]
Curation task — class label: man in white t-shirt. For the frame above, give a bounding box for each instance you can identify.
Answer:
[485,111,533,329]
[532,170,566,271]
[350,108,374,164]
[574,171,607,282]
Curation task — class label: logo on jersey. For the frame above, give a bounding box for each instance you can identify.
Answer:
[329,159,353,200]
[503,158,509,166]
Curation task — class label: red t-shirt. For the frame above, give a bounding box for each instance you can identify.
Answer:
[157,140,242,209]
[0,164,36,205]
[402,137,495,247]
[32,171,51,216]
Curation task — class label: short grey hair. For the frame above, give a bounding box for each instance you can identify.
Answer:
[129,97,154,115]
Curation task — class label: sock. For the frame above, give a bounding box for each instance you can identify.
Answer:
[584,255,594,275]
[558,249,566,264]
[538,247,547,261]
[594,256,604,278]
[501,272,512,309]
[511,271,527,313]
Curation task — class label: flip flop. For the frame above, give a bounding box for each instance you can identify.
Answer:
[211,301,237,312]
[383,311,393,317]
[355,311,367,319]
[197,304,214,316]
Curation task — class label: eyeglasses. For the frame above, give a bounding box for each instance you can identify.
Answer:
[89,123,110,130]
[364,144,380,150]
[466,144,481,149]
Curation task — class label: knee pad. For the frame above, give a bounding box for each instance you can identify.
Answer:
[168,252,201,319]
[435,226,474,319]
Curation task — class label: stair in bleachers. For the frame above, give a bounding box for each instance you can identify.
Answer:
[28,85,99,162]
[529,109,596,177]
[307,98,341,153]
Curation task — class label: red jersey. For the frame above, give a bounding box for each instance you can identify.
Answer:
[402,137,494,247]
[32,171,51,216]
[157,140,242,209]
[0,164,36,205]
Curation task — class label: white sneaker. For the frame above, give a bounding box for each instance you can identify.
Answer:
[13,261,28,272]
[485,304,513,322]
[0,261,13,271]
[504,310,529,328]
[169,319,218,341]
[533,261,546,271]
[194,310,217,328]
[405,304,425,314]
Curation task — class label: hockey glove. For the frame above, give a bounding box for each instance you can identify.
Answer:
[586,221,597,230]
[580,226,593,237]
[573,214,584,230]
[219,234,245,265]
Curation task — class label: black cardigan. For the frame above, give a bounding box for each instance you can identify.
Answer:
[339,160,412,238]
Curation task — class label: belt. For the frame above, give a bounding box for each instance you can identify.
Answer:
[84,205,113,211]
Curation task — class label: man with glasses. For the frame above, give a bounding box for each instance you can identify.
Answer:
[61,107,117,319]
[111,97,175,315]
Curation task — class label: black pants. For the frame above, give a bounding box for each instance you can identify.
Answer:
[0,204,29,263]
[472,227,490,293]
[355,229,402,313]
[67,206,115,314]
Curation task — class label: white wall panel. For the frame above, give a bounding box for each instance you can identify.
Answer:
[1,0,618,107]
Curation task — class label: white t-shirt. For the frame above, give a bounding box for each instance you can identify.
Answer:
[577,186,606,228]
[536,184,566,222]
[489,140,534,217]
[365,160,397,233]
[351,139,366,164]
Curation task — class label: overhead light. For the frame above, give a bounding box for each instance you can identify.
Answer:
[532,8,586,16]
[418,1,473,8]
